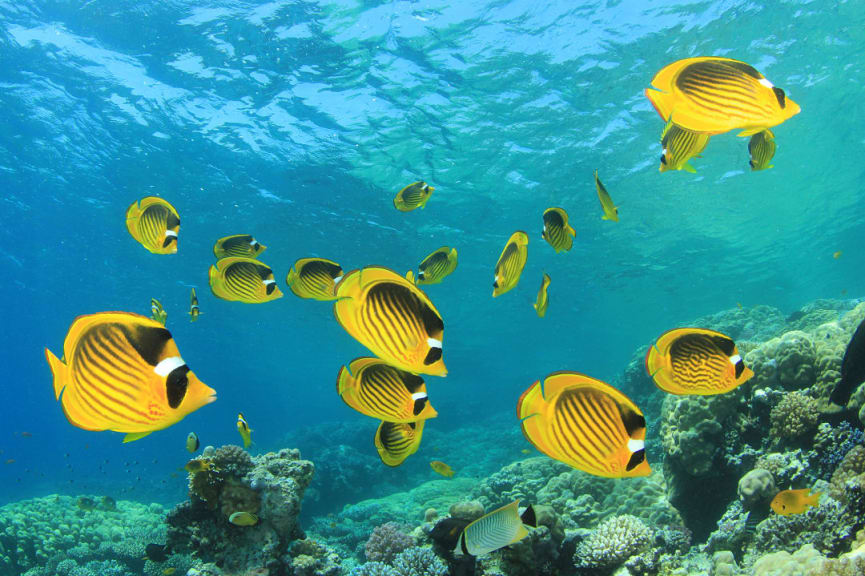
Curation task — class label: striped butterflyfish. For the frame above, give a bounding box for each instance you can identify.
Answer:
[333,266,446,376]
[374,419,424,467]
[150,298,168,326]
[393,181,434,212]
[541,208,575,253]
[189,288,200,322]
[44,312,216,443]
[454,500,537,557]
[533,273,550,318]
[645,328,753,395]
[659,121,710,173]
[517,371,650,478]
[645,57,801,136]
[594,171,618,222]
[286,257,344,301]
[209,257,283,303]
[337,357,438,422]
[748,129,776,171]
[125,197,180,255]
[408,247,458,286]
[213,235,266,259]
[492,231,529,298]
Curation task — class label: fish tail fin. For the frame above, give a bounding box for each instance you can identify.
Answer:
[45,348,68,400]
[123,431,152,443]
[684,163,697,174]
[644,88,674,122]
[809,491,822,506]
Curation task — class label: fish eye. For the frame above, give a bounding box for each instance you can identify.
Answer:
[492,280,499,288]
[162,236,177,248]
[734,360,745,379]
[265,283,276,295]
[424,347,443,365]
[625,448,646,471]
[166,366,190,409]
[660,154,667,165]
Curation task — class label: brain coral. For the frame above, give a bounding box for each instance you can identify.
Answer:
[769,392,819,442]
[573,514,653,569]
[746,331,816,391]
[738,468,777,508]
[660,393,740,477]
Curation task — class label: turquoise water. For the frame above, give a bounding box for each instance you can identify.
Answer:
[1,0,864,538]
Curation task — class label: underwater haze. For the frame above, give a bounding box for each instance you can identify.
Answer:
[2,1,865,576]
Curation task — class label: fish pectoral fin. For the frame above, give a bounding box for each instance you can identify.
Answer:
[683,163,697,174]
[122,431,152,443]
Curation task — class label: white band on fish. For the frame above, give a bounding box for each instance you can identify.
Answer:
[333,275,343,284]
[427,337,442,349]
[263,279,276,286]
[164,230,178,238]
[154,356,186,376]
[249,239,257,246]
[627,438,645,453]
[729,354,742,365]
[411,392,428,401]
[758,78,774,89]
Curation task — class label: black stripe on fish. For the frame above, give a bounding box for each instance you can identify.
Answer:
[626,448,646,472]
[117,323,172,367]
[166,365,190,409]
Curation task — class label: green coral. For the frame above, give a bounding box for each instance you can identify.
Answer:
[830,445,865,504]
[769,392,819,442]
[660,393,740,477]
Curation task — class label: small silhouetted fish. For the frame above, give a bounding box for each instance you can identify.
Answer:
[145,543,169,563]
[832,316,865,405]
[77,497,96,511]
[101,496,116,511]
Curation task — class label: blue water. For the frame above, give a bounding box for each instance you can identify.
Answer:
[1,0,864,508]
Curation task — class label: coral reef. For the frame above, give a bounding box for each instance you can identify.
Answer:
[0,495,190,576]
[738,469,777,509]
[364,523,415,563]
[769,392,819,443]
[166,445,314,575]
[287,538,342,576]
[390,547,448,576]
[573,514,653,570]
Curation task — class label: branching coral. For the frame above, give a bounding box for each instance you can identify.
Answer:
[390,547,447,576]
[573,514,653,569]
[830,445,865,504]
[364,522,415,563]
[753,499,851,557]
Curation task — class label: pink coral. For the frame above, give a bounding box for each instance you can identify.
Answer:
[364,522,415,563]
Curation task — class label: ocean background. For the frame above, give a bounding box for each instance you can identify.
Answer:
[1,0,863,524]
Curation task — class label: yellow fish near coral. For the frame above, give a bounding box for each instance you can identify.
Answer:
[409,247,458,285]
[493,231,529,297]
[237,413,253,449]
[213,235,266,259]
[533,273,550,318]
[228,511,259,526]
[126,197,180,255]
[771,488,820,516]
[430,460,454,478]
[645,57,801,136]
[333,266,446,376]
[594,171,618,222]
[748,129,776,171]
[337,357,438,423]
[150,298,168,326]
[45,312,216,443]
[518,371,650,478]
[541,208,575,253]
[645,328,753,395]
[184,459,211,474]
[286,258,344,301]
[659,121,710,173]
[209,257,283,304]
[186,432,200,453]
[394,181,434,212]
[375,420,424,467]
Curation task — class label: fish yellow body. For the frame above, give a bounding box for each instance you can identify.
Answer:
[126,197,180,254]
[455,500,535,556]
[645,57,801,136]
[771,489,821,515]
[189,288,200,322]
[430,460,454,478]
[413,247,458,285]
[594,171,619,221]
[45,312,216,442]
[518,371,650,478]
[394,181,434,212]
[748,129,776,171]
[213,235,266,259]
[533,273,550,318]
[541,208,575,253]
[184,458,211,474]
[493,231,529,297]
[209,257,283,304]
[646,328,753,395]
[333,267,446,376]
[375,420,424,467]
[228,511,259,526]
[337,357,438,423]
[237,413,252,449]
[186,432,200,453]
[150,299,168,326]
[286,258,344,301]
[660,121,710,173]
[833,251,842,259]
[163,568,176,576]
